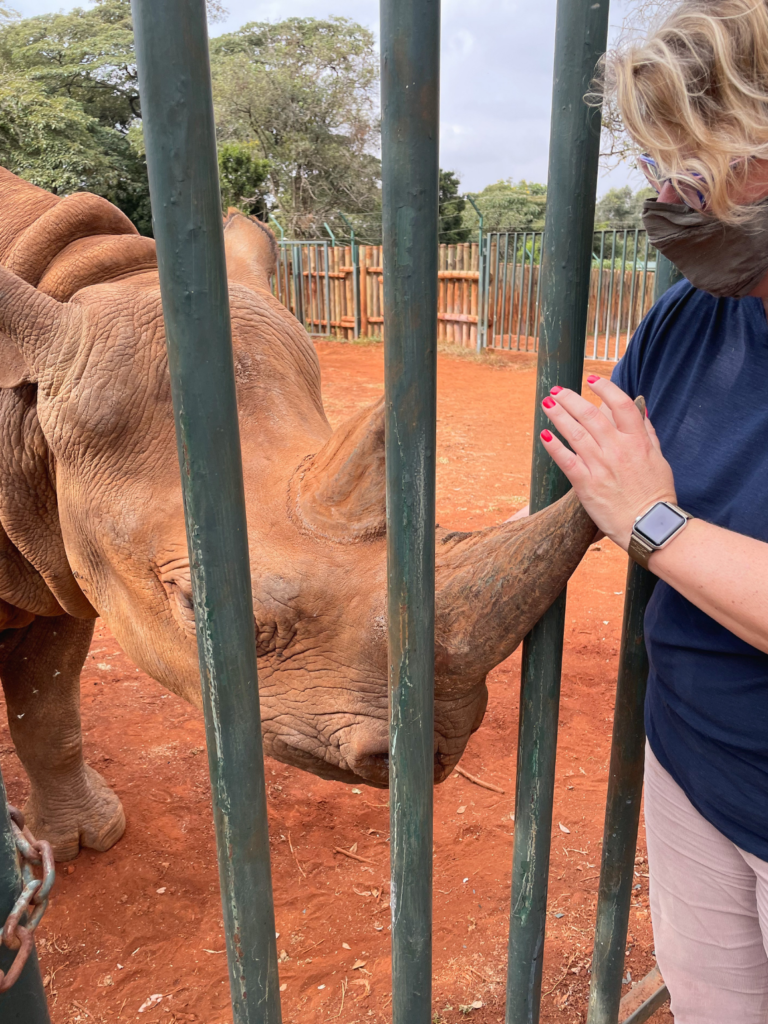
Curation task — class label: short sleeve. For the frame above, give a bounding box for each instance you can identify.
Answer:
[610,278,694,401]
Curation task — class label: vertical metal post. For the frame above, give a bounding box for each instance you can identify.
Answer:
[586,563,657,1024]
[466,195,485,351]
[532,233,543,352]
[586,251,681,1024]
[0,769,51,1023]
[505,0,609,1018]
[323,242,332,337]
[131,4,281,1023]
[593,231,606,359]
[381,0,440,1020]
[339,213,360,338]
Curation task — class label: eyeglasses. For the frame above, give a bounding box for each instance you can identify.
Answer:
[637,154,709,210]
[637,153,749,212]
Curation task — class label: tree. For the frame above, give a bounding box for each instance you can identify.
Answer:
[463,179,547,234]
[0,0,226,236]
[594,185,656,229]
[439,169,469,244]
[218,143,270,218]
[210,17,381,239]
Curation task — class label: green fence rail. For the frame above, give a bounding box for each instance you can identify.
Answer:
[271,229,664,363]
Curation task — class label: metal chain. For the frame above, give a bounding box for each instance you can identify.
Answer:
[0,805,55,993]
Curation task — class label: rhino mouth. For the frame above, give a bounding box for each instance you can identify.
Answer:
[265,738,457,789]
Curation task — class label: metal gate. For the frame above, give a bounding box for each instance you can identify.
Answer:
[0,0,678,1020]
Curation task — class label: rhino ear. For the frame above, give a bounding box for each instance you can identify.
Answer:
[289,397,386,542]
[0,266,78,384]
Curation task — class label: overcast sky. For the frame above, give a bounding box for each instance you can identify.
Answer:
[15,0,642,198]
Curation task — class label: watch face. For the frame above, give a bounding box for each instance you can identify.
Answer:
[635,503,686,546]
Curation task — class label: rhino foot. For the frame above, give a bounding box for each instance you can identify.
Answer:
[24,765,126,863]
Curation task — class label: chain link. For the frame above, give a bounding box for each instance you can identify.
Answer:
[0,805,55,993]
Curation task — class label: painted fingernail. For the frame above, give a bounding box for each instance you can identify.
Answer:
[542,396,556,409]
[587,374,600,383]
[541,429,553,442]
[645,408,649,418]
[550,385,564,394]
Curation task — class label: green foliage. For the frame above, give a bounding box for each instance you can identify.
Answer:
[210,17,381,239]
[218,142,270,218]
[0,0,152,231]
[439,169,469,244]
[0,0,243,236]
[463,179,547,233]
[594,185,655,229]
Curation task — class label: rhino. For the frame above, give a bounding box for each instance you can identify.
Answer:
[0,168,595,861]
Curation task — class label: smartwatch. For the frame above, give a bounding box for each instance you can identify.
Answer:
[628,501,693,569]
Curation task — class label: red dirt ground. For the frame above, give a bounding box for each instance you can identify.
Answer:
[0,341,673,1024]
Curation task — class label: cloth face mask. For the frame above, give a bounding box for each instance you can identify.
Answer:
[642,196,768,298]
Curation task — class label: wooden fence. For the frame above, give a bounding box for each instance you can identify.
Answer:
[271,229,660,362]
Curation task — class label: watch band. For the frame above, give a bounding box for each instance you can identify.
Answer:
[628,502,692,570]
[627,530,656,570]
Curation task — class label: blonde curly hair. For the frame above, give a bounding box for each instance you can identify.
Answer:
[602,0,768,223]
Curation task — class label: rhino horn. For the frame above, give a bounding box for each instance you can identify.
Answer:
[290,397,387,542]
[0,265,79,382]
[435,489,596,679]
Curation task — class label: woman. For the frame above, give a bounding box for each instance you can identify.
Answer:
[542,2,768,1020]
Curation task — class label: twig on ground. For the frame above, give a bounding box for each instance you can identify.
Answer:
[334,846,374,865]
[543,953,577,996]
[333,977,348,1018]
[296,938,324,957]
[288,832,307,878]
[455,765,505,794]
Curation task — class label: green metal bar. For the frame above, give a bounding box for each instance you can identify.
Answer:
[614,230,628,360]
[339,212,360,338]
[593,231,606,359]
[492,233,502,348]
[586,562,658,1024]
[131,4,281,1023]
[466,195,485,351]
[507,233,518,350]
[532,232,543,353]
[639,233,651,321]
[500,233,510,349]
[323,221,337,247]
[0,770,51,1023]
[604,229,617,360]
[380,0,439,1019]
[585,250,681,1024]
[625,228,640,344]
[653,251,683,299]
[515,231,528,347]
[525,236,536,347]
[505,0,609,1016]
[323,241,332,337]
[269,214,285,240]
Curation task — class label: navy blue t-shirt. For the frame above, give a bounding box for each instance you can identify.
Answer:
[612,280,768,859]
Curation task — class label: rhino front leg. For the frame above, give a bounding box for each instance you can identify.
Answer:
[0,615,125,861]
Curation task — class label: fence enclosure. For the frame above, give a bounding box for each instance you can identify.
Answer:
[273,229,660,362]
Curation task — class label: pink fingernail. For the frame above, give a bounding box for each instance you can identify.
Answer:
[587,374,600,384]
[550,385,564,395]
[541,429,553,442]
[542,396,556,409]
[645,408,649,418]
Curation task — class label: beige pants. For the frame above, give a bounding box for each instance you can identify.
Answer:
[645,743,768,1023]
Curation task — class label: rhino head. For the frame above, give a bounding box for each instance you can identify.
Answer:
[0,189,595,789]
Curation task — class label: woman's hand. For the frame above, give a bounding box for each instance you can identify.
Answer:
[539,374,677,550]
